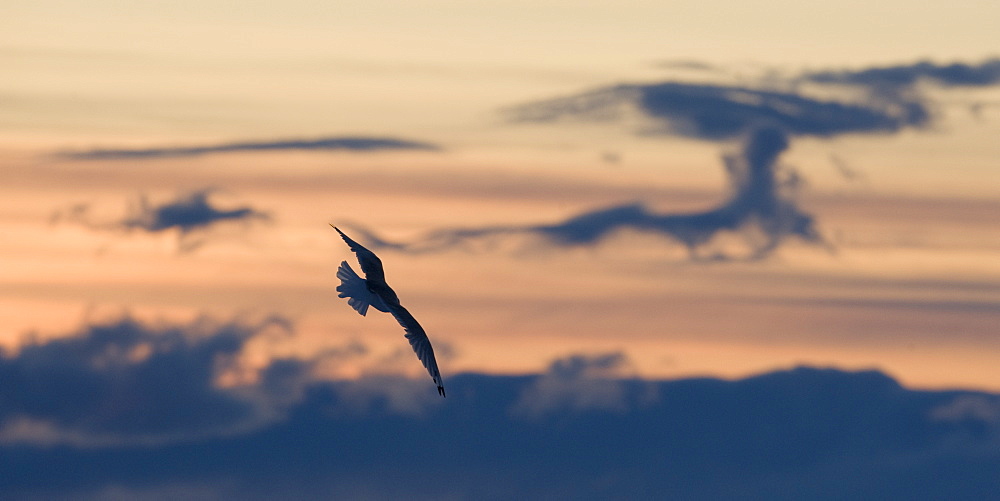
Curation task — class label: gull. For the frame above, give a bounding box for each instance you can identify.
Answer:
[331,225,446,397]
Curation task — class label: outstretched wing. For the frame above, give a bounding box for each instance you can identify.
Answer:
[331,225,386,283]
[388,304,446,397]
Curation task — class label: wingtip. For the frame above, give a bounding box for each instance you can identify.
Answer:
[329,224,347,238]
[438,385,446,398]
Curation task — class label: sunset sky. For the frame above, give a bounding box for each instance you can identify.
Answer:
[2,1,1000,498]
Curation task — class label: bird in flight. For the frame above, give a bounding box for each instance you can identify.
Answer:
[331,225,446,397]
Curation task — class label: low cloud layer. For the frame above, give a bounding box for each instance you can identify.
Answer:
[1,333,999,500]
[0,315,302,447]
[345,127,822,260]
[511,352,651,418]
[54,189,269,252]
[2,316,999,498]
[59,136,441,160]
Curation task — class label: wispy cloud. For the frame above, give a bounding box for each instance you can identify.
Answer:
[804,58,1000,92]
[489,58,1000,258]
[58,136,441,160]
[507,59,1000,140]
[118,189,269,234]
[506,81,927,140]
[344,127,824,260]
[54,189,269,252]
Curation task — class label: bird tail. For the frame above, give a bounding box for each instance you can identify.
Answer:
[336,261,389,316]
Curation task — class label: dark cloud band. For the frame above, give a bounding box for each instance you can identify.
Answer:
[805,58,1000,90]
[507,59,1000,141]
[506,81,928,140]
[59,136,441,160]
[2,344,998,499]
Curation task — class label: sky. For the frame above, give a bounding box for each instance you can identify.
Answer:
[2,1,1000,498]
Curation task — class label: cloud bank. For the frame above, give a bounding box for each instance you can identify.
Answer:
[59,136,441,160]
[1,325,999,500]
[0,315,301,447]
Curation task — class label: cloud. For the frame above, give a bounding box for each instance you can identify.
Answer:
[804,58,1000,93]
[55,189,269,252]
[546,352,634,379]
[511,352,653,418]
[347,67,994,260]
[58,136,441,160]
[930,395,1000,424]
[344,127,824,260]
[505,80,928,140]
[507,59,1000,142]
[0,315,304,447]
[494,59,1000,258]
[2,363,1000,500]
[653,59,723,72]
[828,153,866,181]
[118,189,269,234]
[326,376,443,417]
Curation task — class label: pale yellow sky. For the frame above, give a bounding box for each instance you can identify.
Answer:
[5,0,998,62]
[4,0,1000,147]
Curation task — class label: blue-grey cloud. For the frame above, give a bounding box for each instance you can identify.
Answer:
[546,352,633,379]
[653,59,723,71]
[119,189,268,235]
[0,315,304,446]
[506,81,928,140]
[495,59,1000,258]
[59,136,441,160]
[56,189,269,252]
[511,352,648,418]
[805,58,1000,92]
[344,127,823,260]
[1,345,999,501]
[507,59,1000,141]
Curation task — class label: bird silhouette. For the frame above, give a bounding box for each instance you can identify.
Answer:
[332,225,445,397]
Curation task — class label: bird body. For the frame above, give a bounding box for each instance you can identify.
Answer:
[332,225,446,397]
